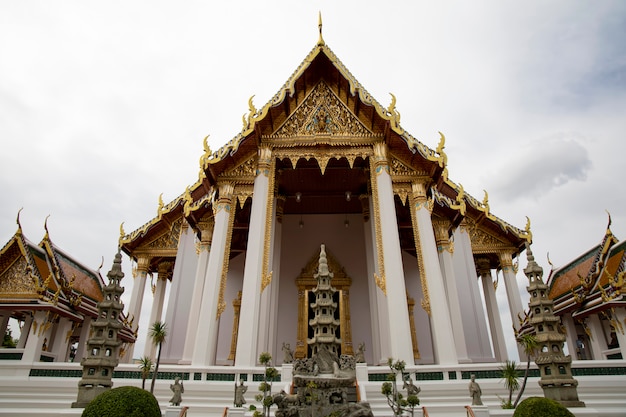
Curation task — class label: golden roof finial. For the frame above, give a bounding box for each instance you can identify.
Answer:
[16,207,23,233]
[158,193,164,216]
[317,11,325,46]
[44,215,51,239]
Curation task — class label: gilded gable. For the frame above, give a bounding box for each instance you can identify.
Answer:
[271,81,372,139]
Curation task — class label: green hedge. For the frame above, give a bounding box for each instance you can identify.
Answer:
[513,397,574,417]
[82,386,161,417]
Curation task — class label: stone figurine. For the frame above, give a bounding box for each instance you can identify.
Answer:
[170,377,184,406]
[355,342,366,363]
[234,379,247,407]
[468,374,482,406]
[282,342,294,364]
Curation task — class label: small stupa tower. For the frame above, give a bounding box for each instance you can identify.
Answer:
[72,250,126,408]
[523,243,584,407]
[308,244,341,358]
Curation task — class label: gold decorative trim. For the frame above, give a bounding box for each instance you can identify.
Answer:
[261,151,277,293]
[216,183,236,319]
[273,147,372,175]
[228,291,242,361]
[407,295,421,360]
[368,156,386,295]
[410,181,431,315]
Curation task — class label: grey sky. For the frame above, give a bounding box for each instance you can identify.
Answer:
[1,1,625,359]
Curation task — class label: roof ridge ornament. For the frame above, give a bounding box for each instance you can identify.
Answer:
[317,11,325,46]
[16,207,23,234]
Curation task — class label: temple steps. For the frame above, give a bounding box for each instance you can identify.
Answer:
[0,369,625,416]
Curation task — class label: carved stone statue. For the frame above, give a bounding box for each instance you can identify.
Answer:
[282,342,294,364]
[234,379,247,407]
[468,374,482,406]
[170,377,184,406]
[355,342,366,363]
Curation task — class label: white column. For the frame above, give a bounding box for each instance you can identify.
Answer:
[477,259,507,361]
[144,263,170,359]
[452,225,493,361]
[236,146,273,367]
[74,316,92,362]
[125,256,149,361]
[258,195,282,358]
[433,220,469,362]
[587,315,608,360]
[411,180,458,365]
[192,182,235,366]
[370,143,413,363]
[561,315,577,358]
[362,194,388,364]
[613,308,626,360]
[50,317,73,361]
[180,219,213,364]
[500,251,527,361]
[17,315,33,349]
[22,311,50,362]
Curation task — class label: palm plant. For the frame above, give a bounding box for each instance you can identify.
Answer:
[499,360,519,408]
[513,333,539,408]
[138,356,153,390]
[148,321,167,394]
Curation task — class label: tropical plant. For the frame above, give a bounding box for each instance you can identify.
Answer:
[82,385,161,417]
[138,356,154,390]
[513,333,539,408]
[499,360,520,408]
[381,358,420,417]
[2,329,17,348]
[513,397,574,417]
[253,352,278,417]
[148,321,167,394]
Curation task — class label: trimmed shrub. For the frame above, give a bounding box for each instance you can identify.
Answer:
[513,397,575,417]
[82,386,161,417]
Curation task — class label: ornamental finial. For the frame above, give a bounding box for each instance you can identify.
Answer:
[317,12,325,46]
[16,207,23,233]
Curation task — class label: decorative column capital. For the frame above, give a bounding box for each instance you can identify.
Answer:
[215,181,235,213]
[411,179,433,212]
[498,251,514,269]
[157,261,173,281]
[433,219,453,254]
[372,142,389,174]
[257,145,273,176]
[475,258,492,278]
[134,256,150,278]
[196,215,214,252]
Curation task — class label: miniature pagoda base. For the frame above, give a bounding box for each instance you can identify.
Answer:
[275,374,371,417]
[542,385,585,408]
[71,385,110,408]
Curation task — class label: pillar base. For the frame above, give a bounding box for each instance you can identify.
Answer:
[227,407,246,417]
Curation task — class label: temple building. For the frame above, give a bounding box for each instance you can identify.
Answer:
[0,214,135,364]
[546,217,626,361]
[118,19,531,369]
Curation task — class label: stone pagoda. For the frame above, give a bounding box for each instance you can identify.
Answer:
[523,243,584,407]
[308,244,341,360]
[72,250,126,408]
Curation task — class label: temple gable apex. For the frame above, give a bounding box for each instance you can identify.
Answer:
[270,81,373,140]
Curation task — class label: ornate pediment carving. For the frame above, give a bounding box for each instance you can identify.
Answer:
[271,81,373,139]
[146,217,183,251]
[0,256,38,296]
[221,155,257,181]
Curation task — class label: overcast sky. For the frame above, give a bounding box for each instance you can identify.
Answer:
[2,1,625,361]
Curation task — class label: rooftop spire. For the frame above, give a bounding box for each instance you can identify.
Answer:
[317,11,325,46]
